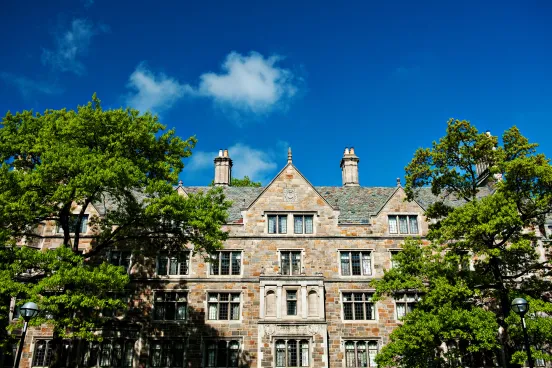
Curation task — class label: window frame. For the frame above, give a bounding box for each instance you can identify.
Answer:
[149,339,186,368]
[338,250,373,277]
[209,251,243,276]
[206,292,242,322]
[394,293,420,320]
[387,214,419,235]
[389,249,402,269]
[56,214,89,234]
[203,339,241,368]
[278,250,303,276]
[341,291,377,322]
[156,251,190,277]
[343,340,379,367]
[81,339,136,368]
[110,250,132,273]
[274,338,311,368]
[293,214,314,234]
[267,214,288,234]
[152,291,188,322]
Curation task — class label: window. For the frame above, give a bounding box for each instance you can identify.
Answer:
[210,251,241,275]
[153,292,187,321]
[268,215,287,234]
[294,215,313,234]
[340,251,372,276]
[11,297,21,320]
[344,341,378,367]
[275,339,309,367]
[205,340,240,368]
[82,340,135,367]
[32,340,54,367]
[110,251,131,272]
[57,214,89,233]
[395,293,419,320]
[286,290,297,316]
[343,292,375,321]
[208,293,240,321]
[390,250,401,269]
[388,215,418,235]
[150,341,184,368]
[157,253,189,276]
[280,251,301,275]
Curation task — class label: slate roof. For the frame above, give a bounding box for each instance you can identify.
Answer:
[93,185,495,224]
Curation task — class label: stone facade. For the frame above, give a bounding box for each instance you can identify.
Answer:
[9,151,435,368]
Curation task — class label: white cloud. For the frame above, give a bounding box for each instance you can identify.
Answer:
[0,72,63,97]
[125,63,193,114]
[123,51,300,117]
[41,19,107,75]
[198,52,298,113]
[184,143,279,184]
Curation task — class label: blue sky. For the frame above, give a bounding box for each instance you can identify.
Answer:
[1,0,551,186]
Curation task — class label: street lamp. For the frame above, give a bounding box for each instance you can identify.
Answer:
[511,297,534,368]
[14,302,39,368]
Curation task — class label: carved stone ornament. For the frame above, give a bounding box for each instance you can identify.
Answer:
[264,325,276,336]
[283,188,297,203]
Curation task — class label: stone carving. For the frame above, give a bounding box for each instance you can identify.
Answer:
[283,188,297,203]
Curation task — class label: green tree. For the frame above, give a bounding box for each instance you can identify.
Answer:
[231,176,262,187]
[373,120,552,367]
[0,95,231,366]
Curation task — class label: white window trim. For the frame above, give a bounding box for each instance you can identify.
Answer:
[387,213,420,235]
[151,289,189,323]
[340,290,378,323]
[202,338,243,368]
[277,249,305,276]
[389,248,402,269]
[155,250,192,278]
[394,292,420,321]
[337,249,375,278]
[264,212,317,236]
[204,290,243,324]
[341,338,381,368]
[206,250,244,278]
[272,337,312,368]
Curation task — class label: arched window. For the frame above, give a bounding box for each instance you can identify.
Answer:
[308,291,318,317]
[266,290,276,317]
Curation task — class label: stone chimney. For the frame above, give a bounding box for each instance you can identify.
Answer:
[214,149,232,186]
[475,131,492,179]
[340,147,360,186]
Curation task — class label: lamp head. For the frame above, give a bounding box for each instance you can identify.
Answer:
[511,297,529,316]
[20,302,39,321]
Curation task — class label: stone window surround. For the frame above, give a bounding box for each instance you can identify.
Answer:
[271,337,312,368]
[154,250,192,278]
[278,248,305,276]
[149,338,187,368]
[260,281,324,320]
[151,288,188,323]
[203,290,243,324]
[206,249,244,278]
[202,338,243,368]
[263,211,319,236]
[394,292,420,321]
[336,248,375,278]
[388,248,403,269]
[340,290,379,323]
[387,213,420,235]
[340,338,382,368]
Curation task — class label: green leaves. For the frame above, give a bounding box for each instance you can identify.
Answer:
[379,121,552,367]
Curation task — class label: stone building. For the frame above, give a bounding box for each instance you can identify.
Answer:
[8,147,530,368]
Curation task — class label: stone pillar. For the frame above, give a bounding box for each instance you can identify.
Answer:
[301,285,307,319]
[214,149,232,186]
[340,147,360,186]
[276,286,282,319]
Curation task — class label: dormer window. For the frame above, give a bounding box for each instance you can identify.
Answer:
[268,215,287,234]
[388,215,418,235]
[57,214,88,234]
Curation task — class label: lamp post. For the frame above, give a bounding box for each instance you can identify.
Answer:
[511,297,534,368]
[14,302,39,368]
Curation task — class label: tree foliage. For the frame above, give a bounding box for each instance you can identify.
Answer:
[231,176,262,187]
[373,120,552,367]
[0,95,231,365]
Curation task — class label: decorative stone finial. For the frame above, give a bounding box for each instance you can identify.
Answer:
[178,180,183,186]
[287,147,292,163]
[396,177,401,186]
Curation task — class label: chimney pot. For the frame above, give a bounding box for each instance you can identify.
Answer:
[350,147,355,155]
[344,147,350,155]
[214,149,232,186]
[218,149,223,157]
[340,147,360,186]
[223,149,229,158]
